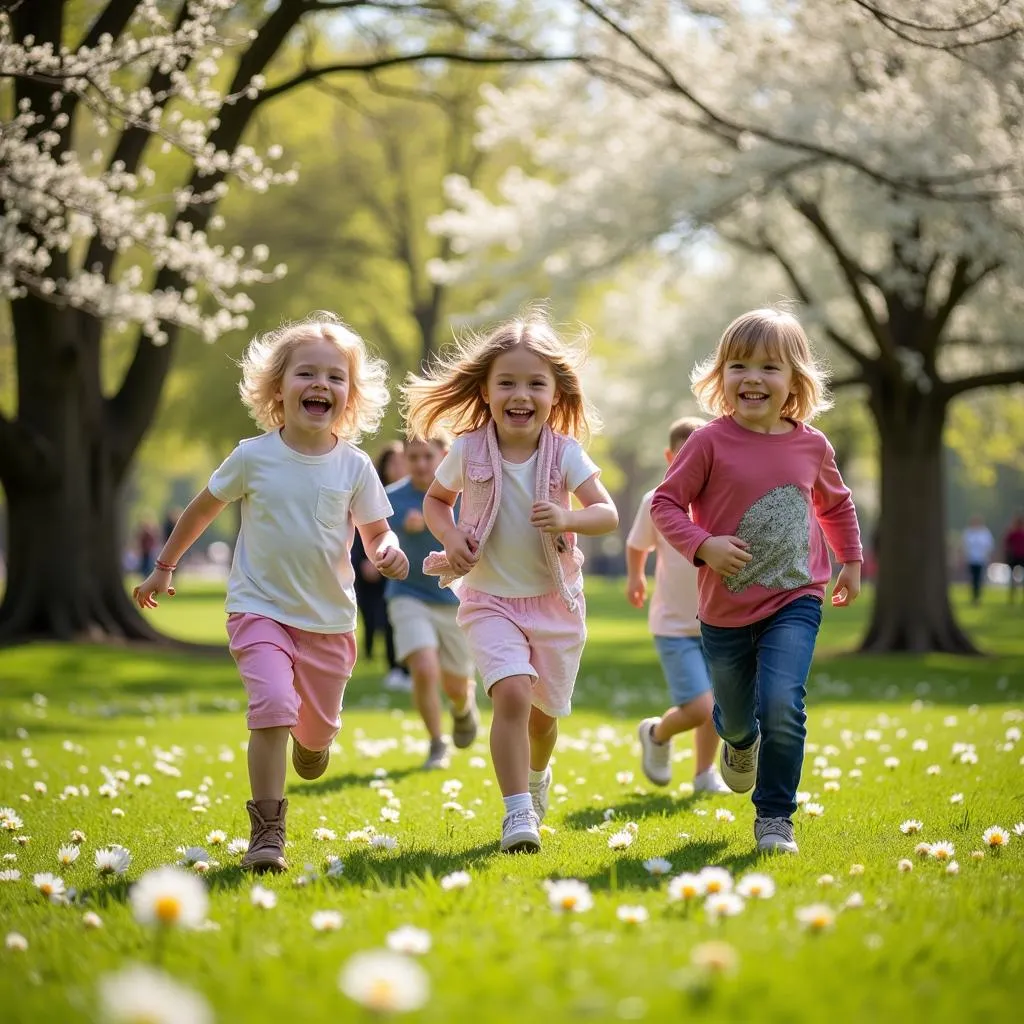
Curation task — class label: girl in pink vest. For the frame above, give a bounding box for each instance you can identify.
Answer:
[403,311,618,853]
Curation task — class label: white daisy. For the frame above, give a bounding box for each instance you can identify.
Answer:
[950,793,964,804]
[736,873,775,899]
[843,892,865,909]
[544,879,593,913]
[439,871,471,891]
[929,841,955,862]
[643,857,672,877]
[616,771,634,785]
[897,859,914,873]
[607,830,634,850]
[817,874,835,888]
[914,842,932,858]
[667,873,705,902]
[0,869,21,882]
[98,965,212,1024]
[899,820,923,834]
[386,925,432,955]
[884,757,900,769]
[205,831,227,846]
[1,808,24,831]
[370,834,398,852]
[339,950,429,1013]
[95,846,132,876]
[982,826,1010,848]
[849,864,865,876]
[83,911,103,929]
[1013,823,1024,837]
[796,903,835,931]
[311,910,343,932]
[616,905,649,925]
[175,846,208,866]
[971,849,985,860]
[69,830,87,844]
[705,892,745,920]
[698,867,733,894]
[33,872,66,898]
[250,886,277,909]
[5,932,28,951]
[945,860,960,875]
[380,808,400,824]
[804,803,825,817]
[57,844,80,867]
[226,838,249,856]
[312,828,337,842]
[130,866,208,929]
[714,809,736,823]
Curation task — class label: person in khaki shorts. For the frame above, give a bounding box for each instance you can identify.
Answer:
[386,437,479,768]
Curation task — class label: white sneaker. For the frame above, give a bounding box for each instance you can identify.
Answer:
[720,733,760,793]
[638,717,672,786]
[382,668,412,693]
[693,767,732,794]
[529,766,552,821]
[500,808,541,853]
[754,816,799,854]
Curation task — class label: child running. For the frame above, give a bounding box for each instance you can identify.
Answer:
[133,313,409,873]
[385,436,479,769]
[403,311,618,853]
[626,416,730,794]
[651,307,862,855]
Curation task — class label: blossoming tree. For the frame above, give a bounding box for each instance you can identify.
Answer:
[0,0,562,643]
[432,0,1024,653]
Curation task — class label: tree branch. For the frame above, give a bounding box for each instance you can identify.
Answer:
[941,363,1024,399]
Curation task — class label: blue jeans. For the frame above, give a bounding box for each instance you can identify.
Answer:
[699,596,822,819]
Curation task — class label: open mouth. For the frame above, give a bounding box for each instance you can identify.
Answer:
[739,392,768,402]
[505,408,534,425]
[302,396,332,416]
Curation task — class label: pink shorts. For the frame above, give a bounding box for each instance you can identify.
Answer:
[456,587,586,718]
[226,613,357,751]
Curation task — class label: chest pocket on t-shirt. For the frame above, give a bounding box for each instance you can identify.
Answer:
[461,460,493,529]
[315,486,351,530]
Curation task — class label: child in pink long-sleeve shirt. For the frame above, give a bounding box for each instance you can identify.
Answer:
[651,307,862,855]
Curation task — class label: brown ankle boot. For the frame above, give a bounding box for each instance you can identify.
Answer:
[242,798,288,873]
[291,738,330,780]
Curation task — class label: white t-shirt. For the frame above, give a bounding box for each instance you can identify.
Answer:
[626,489,701,638]
[434,434,599,597]
[962,525,994,565]
[208,430,393,632]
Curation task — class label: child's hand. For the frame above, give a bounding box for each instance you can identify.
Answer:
[626,575,647,608]
[132,569,175,610]
[530,501,567,534]
[403,509,426,534]
[831,561,862,607]
[696,535,752,576]
[443,524,479,575]
[375,544,409,581]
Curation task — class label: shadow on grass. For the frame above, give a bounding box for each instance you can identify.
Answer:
[289,766,421,796]
[573,839,731,892]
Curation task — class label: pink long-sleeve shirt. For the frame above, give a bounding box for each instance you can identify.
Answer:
[650,416,862,628]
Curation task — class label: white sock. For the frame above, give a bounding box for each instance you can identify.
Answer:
[503,792,532,814]
[528,767,549,789]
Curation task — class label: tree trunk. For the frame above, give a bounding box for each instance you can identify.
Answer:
[861,385,978,654]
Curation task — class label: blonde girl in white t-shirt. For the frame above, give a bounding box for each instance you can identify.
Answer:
[403,310,618,853]
[133,312,409,873]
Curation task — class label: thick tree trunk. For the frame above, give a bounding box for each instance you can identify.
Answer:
[861,386,978,654]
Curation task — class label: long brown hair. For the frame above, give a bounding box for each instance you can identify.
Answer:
[402,310,600,442]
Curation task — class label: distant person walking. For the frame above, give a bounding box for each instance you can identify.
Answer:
[962,515,994,605]
[1003,512,1024,604]
[137,517,159,577]
[352,441,411,692]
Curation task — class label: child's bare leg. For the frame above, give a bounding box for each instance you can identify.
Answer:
[441,670,473,715]
[653,691,714,744]
[247,726,289,801]
[407,647,443,741]
[488,674,533,796]
[528,706,558,772]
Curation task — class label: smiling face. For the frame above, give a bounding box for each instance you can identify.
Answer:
[723,343,795,434]
[481,346,558,446]
[275,338,351,443]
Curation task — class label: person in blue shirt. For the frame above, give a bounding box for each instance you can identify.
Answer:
[387,436,479,768]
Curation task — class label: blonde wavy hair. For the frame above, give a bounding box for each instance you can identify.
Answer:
[402,310,600,443]
[238,312,390,442]
[690,307,832,423]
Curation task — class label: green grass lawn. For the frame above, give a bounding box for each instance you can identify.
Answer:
[0,579,1022,1022]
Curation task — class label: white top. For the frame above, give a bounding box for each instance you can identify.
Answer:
[962,525,994,565]
[208,430,393,632]
[434,434,599,597]
[626,489,701,638]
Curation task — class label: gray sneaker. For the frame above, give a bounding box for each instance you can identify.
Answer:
[529,766,552,821]
[500,808,541,853]
[720,733,760,793]
[423,738,448,770]
[451,702,479,750]
[755,816,799,854]
[638,717,672,786]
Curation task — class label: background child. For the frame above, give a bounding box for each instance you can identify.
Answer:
[626,416,730,795]
[352,441,411,692]
[651,307,862,855]
[403,311,618,853]
[386,435,479,769]
[133,312,409,873]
